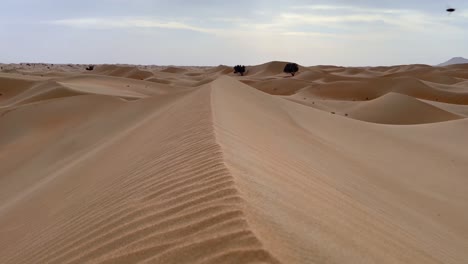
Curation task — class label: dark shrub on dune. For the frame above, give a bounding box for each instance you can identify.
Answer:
[283,63,299,76]
[86,65,95,71]
[233,65,246,76]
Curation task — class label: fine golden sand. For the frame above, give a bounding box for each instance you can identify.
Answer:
[1,62,467,263]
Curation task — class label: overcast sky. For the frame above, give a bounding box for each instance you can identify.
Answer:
[0,0,467,66]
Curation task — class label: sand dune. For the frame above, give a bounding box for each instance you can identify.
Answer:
[160,67,188,74]
[244,78,312,95]
[0,74,45,100]
[56,75,184,97]
[293,70,325,81]
[296,76,468,104]
[204,65,232,75]
[346,92,463,124]
[421,99,468,117]
[212,76,468,263]
[94,65,154,80]
[0,80,86,107]
[145,77,173,84]
[0,62,467,263]
[245,61,307,77]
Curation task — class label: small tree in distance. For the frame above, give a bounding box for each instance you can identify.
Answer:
[283,63,299,76]
[233,65,246,76]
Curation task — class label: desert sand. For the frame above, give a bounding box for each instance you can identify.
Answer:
[0,61,467,263]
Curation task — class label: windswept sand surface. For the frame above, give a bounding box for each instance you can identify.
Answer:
[1,62,467,263]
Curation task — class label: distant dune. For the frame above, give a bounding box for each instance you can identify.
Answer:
[346,92,463,124]
[1,61,467,264]
[438,57,468,67]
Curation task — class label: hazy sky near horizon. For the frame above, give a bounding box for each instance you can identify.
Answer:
[1,0,467,66]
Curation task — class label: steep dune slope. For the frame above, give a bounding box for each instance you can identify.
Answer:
[0,74,47,100]
[0,87,280,263]
[421,99,468,117]
[0,80,86,107]
[212,76,468,264]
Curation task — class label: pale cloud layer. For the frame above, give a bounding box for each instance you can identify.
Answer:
[1,0,467,66]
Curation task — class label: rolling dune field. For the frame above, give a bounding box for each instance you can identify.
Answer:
[1,62,467,263]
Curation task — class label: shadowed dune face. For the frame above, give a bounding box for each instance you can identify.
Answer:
[0,62,467,264]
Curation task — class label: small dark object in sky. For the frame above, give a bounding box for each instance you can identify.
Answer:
[446,8,456,13]
[283,63,299,76]
[86,65,95,71]
[233,65,246,76]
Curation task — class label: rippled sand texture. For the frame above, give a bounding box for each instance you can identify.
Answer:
[1,62,467,263]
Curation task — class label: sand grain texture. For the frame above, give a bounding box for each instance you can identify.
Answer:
[1,62,467,263]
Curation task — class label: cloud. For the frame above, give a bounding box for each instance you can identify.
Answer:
[47,16,341,39]
[46,3,466,44]
[49,17,216,33]
[4,1,468,66]
[281,4,465,34]
[279,31,341,37]
[290,4,411,14]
